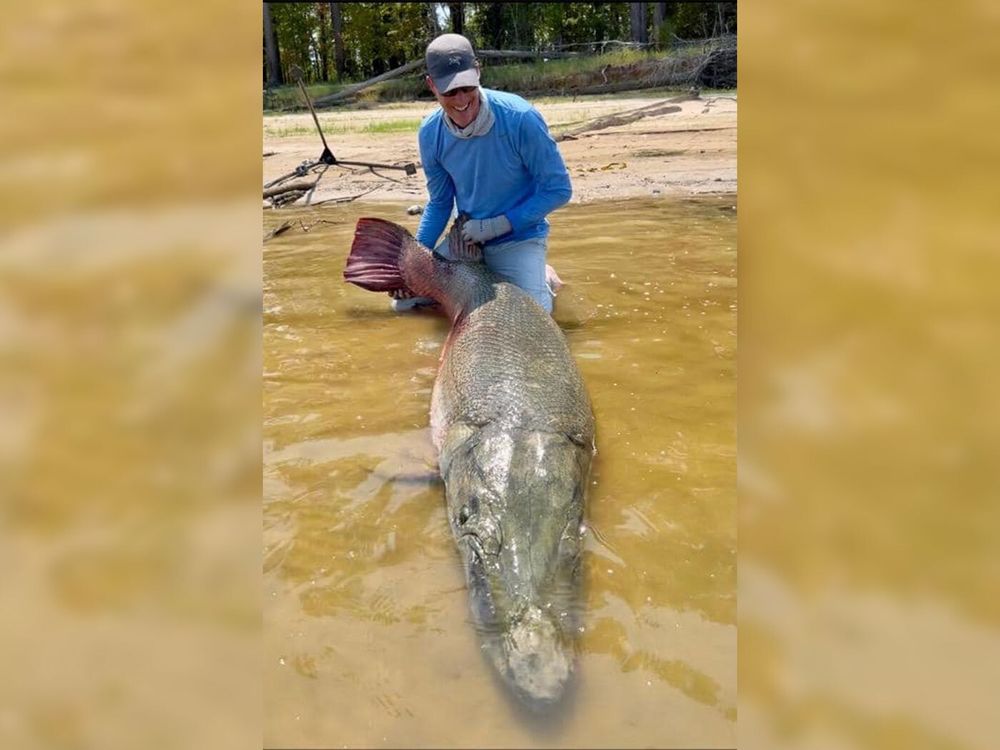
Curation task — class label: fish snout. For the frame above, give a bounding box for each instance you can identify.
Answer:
[503,605,572,711]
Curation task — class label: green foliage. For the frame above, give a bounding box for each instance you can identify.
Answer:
[269,3,321,82]
[341,2,428,77]
[264,2,736,91]
[673,3,736,40]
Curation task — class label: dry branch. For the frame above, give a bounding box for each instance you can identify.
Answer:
[573,125,736,140]
[310,185,381,206]
[479,49,578,60]
[264,220,293,242]
[313,59,424,107]
[554,93,696,142]
[263,178,318,199]
[311,49,580,108]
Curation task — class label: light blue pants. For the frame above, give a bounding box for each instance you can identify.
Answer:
[435,236,553,314]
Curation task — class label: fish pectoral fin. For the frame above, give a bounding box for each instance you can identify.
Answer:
[437,422,480,476]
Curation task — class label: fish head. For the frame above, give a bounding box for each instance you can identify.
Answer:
[443,426,591,711]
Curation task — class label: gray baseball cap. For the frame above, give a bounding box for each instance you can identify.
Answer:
[425,33,480,93]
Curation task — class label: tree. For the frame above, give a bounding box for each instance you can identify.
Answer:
[427,2,442,37]
[263,2,283,86]
[476,1,504,49]
[652,2,668,48]
[630,2,648,45]
[673,2,736,39]
[449,2,464,34]
[317,3,329,80]
[331,2,346,79]
[270,3,319,82]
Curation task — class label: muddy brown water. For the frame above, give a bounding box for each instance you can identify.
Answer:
[263,196,736,748]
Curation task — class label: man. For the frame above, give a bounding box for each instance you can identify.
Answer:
[393,33,572,314]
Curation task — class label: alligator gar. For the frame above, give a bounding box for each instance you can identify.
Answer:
[344,216,595,711]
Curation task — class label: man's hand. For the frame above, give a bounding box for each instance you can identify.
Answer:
[461,215,512,244]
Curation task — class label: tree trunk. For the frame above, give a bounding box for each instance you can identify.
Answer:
[263,2,284,87]
[630,2,648,45]
[317,3,329,81]
[480,2,503,48]
[448,2,464,35]
[330,2,345,80]
[652,2,666,48]
[427,2,441,37]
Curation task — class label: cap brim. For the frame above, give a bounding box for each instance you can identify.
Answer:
[434,68,480,93]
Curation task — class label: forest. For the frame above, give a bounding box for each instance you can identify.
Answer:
[264,2,737,88]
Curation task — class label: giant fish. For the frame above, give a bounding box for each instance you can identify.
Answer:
[343,216,595,711]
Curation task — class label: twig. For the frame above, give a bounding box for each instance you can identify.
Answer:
[304,164,330,206]
[366,168,406,185]
[571,125,735,139]
[263,220,293,242]
[264,218,345,243]
[296,219,342,233]
[554,94,694,142]
[310,185,381,206]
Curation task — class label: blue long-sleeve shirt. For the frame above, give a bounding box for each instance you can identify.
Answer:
[415,88,572,249]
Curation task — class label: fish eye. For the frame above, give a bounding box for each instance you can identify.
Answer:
[458,505,471,524]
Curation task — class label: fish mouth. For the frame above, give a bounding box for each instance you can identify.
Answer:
[461,535,575,711]
[496,604,573,712]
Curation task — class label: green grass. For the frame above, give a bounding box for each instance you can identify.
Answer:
[263,118,422,138]
[365,118,422,133]
[264,83,343,111]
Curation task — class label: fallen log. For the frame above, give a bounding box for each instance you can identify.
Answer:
[313,59,424,107]
[311,49,578,108]
[479,49,578,60]
[554,93,695,142]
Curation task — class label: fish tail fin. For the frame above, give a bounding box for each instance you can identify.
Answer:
[343,218,416,293]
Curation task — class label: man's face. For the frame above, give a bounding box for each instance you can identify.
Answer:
[428,73,481,128]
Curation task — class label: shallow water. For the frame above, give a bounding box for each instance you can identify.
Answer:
[263,196,736,748]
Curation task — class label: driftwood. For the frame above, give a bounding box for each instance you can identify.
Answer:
[263,178,318,199]
[264,218,348,242]
[264,220,294,242]
[311,49,579,108]
[563,126,735,143]
[479,49,578,60]
[313,59,424,106]
[554,93,695,142]
[310,185,381,206]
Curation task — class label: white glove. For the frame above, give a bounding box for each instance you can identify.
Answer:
[461,214,512,243]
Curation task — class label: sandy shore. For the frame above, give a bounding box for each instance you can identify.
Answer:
[263,92,735,206]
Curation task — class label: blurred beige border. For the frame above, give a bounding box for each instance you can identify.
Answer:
[3,0,998,748]
[740,1,1000,748]
[1,2,261,749]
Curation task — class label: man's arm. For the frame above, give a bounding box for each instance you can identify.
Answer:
[503,108,573,232]
[415,127,455,249]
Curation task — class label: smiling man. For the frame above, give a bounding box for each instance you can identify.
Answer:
[392,33,572,314]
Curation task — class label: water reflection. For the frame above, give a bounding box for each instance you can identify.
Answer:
[264,196,736,747]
